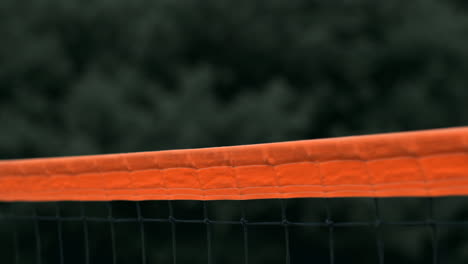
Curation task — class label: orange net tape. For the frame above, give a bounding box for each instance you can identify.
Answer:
[0,127,467,201]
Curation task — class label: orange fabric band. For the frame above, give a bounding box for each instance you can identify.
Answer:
[0,127,467,201]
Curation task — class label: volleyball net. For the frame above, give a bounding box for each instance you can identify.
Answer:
[1,127,468,263]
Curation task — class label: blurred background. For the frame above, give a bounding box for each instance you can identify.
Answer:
[1,0,468,263]
[1,0,468,159]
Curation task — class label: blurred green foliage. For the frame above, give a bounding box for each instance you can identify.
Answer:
[1,0,468,159]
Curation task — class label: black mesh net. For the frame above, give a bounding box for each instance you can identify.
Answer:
[1,197,468,264]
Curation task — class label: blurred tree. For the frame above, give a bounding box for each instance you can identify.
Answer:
[1,0,468,159]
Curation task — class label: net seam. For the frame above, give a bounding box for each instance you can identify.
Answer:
[2,177,468,193]
[5,185,468,199]
[2,151,466,177]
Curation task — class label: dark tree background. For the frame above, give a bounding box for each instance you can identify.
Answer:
[1,0,468,263]
[1,0,467,159]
